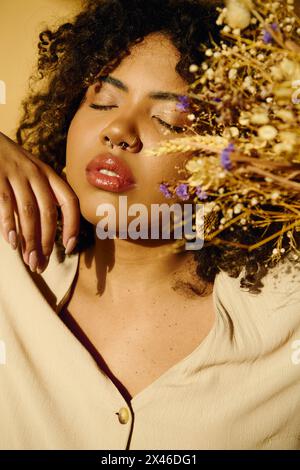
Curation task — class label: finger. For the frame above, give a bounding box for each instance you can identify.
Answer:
[47,172,80,252]
[9,177,42,271]
[29,174,58,260]
[0,178,18,249]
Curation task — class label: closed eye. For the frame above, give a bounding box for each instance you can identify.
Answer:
[152,116,187,134]
[89,104,187,134]
[89,104,117,110]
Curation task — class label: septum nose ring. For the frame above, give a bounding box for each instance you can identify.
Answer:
[119,141,129,150]
[106,137,136,150]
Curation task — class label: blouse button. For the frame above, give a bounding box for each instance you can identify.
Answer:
[118,407,130,424]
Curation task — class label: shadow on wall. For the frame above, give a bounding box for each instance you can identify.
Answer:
[0,0,82,138]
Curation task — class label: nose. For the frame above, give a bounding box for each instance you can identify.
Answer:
[100,124,142,153]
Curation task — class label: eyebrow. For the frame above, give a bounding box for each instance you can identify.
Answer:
[100,75,184,102]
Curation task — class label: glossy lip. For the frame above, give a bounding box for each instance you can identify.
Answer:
[85,153,136,193]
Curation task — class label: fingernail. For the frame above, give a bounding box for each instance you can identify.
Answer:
[37,256,49,275]
[65,236,77,255]
[29,250,38,272]
[8,230,17,250]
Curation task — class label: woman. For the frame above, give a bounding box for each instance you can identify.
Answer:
[0,0,299,450]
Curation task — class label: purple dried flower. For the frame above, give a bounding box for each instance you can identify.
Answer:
[175,183,190,201]
[220,143,234,171]
[195,186,208,200]
[159,183,172,199]
[212,97,221,103]
[262,23,278,44]
[176,95,190,112]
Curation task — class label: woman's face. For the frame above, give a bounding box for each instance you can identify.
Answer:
[66,32,193,235]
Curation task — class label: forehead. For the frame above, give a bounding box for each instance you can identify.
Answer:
[106,33,188,94]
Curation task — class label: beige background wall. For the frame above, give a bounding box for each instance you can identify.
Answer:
[0,0,81,139]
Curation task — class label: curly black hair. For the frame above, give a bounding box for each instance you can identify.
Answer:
[15,0,294,294]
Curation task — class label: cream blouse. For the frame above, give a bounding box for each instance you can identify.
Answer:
[0,232,299,450]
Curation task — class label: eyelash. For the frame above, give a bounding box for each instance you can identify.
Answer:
[89,104,187,134]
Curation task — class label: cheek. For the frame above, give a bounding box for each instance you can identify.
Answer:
[127,154,190,209]
[147,153,189,185]
[66,114,95,190]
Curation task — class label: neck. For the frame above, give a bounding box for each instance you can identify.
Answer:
[78,229,211,301]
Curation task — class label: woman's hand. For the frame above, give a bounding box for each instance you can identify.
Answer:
[0,132,80,273]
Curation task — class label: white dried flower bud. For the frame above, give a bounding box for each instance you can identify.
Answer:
[270,66,283,81]
[222,25,231,33]
[226,0,251,30]
[250,113,269,125]
[274,142,294,154]
[205,49,213,57]
[280,58,300,79]
[279,131,297,144]
[228,69,237,80]
[206,68,214,80]
[258,125,278,141]
[272,248,279,255]
[187,114,196,121]
[230,126,240,137]
[233,203,243,214]
[239,117,249,126]
[189,64,199,73]
[270,191,280,200]
[276,110,294,122]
